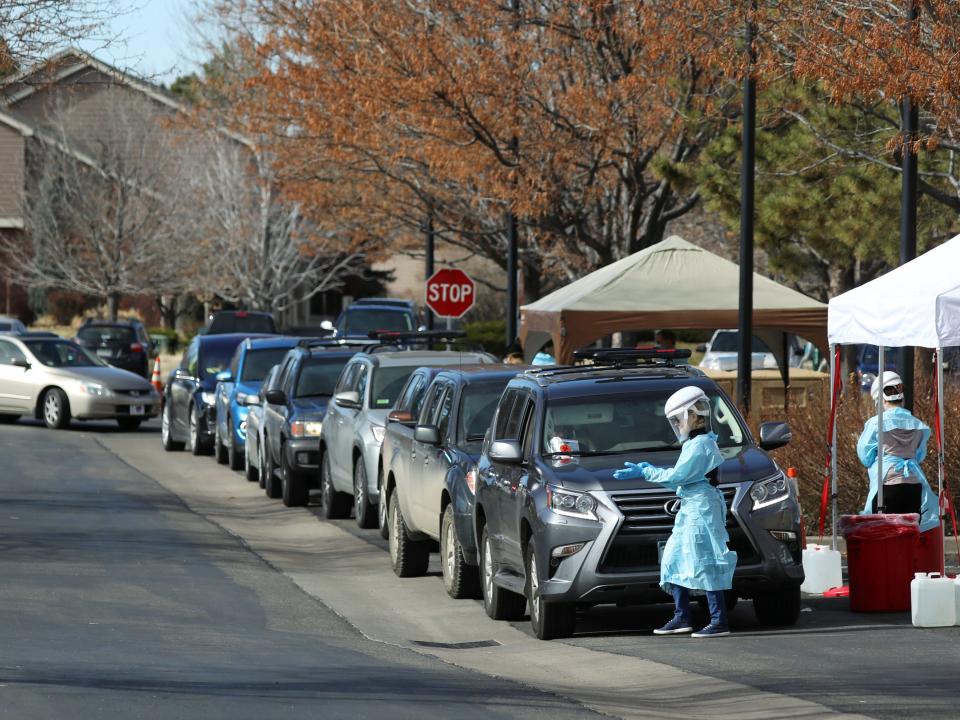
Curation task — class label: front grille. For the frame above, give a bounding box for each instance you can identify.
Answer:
[114,389,148,397]
[599,487,758,574]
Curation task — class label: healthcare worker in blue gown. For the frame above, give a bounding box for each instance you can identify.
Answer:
[858,371,938,530]
[614,386,737,638]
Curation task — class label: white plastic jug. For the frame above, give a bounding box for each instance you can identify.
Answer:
[954,577,960,627]
[911,572,956,627]
[800,544,843,595]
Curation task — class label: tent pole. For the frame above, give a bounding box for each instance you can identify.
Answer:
[877,345,885,512]
[830,344,839,550]
[937,345,945,571]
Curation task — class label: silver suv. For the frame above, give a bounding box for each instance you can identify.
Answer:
[320,347,494,526]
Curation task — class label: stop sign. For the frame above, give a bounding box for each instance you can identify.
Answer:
[425,268,476,319]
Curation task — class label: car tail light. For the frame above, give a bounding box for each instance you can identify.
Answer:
[465,469,477,494]
[130,343,143,353]
[235,311,248,318]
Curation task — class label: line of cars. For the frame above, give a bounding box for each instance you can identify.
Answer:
[162,312,807,641]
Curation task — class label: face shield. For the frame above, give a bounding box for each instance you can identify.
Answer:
[667,396,712,443]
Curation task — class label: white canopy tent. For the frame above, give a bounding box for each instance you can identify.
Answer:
[826,234,960,563]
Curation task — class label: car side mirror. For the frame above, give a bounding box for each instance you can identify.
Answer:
[417,325,428,332]
[489,439,523,464]
[696,343,708,353]
[265,389,288,405]
[414,424,441,445]
[334,390,360,409]
[216,370,232,382]
[320,320,335,331]
[388,409,415,425]
[239,394,261,407]
[759,421,792,451]
[11,358,30,370]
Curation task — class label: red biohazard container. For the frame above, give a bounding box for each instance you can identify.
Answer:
[840,514,920,612]
[915,525,944,574]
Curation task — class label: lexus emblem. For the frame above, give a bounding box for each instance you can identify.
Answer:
[664,499,682,516]
[130,390,140,397]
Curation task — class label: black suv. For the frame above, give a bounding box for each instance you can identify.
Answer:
[205,310,278,335]
[75,318,153,378]
[473,349,802,640]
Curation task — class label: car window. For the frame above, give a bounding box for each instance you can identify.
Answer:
[395,373,424,412]
[199,342,240,380]
[185,339,199,374]
[296,355,352,397]
[335,362,360,394]
[0,322,11,332]
[521,401,537,455]
[434,385,455,440]
[710,332,771,354]
[229,346,243,379]
[493,390,519,440]
[458,381,508,444]
[77,326,135,344]
[356,364,370,403]
[541,388,747,455]
[0,338,26,364]
[23,339,101,367]
[260,366,280,399]
[275,357,297,392]
[371,365,417,409]
[342,309,413,335]
[208,313,276,334]
[418,382,445,425]
[241,348,291,382]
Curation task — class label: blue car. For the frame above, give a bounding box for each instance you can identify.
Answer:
[213,336,301,470]
[854,344,899,392]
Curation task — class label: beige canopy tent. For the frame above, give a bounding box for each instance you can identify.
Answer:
[520,236,828,370]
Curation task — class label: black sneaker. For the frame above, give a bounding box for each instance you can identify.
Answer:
[692,624,731,638]
[653,616,693,635]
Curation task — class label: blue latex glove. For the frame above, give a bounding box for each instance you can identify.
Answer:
[613,461,652,480]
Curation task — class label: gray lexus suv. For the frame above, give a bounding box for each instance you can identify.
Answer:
[473,349,803,640]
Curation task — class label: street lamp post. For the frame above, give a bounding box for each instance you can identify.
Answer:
[424,214,435,331]
[899,0,919,411]
[737,1,757,414]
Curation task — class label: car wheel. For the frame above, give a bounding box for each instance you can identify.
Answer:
[321,451,352,519]
[263,441,281,499]
[281,447,309,507]
[228,426,244,471]
[244,439,259,483]
[161,403,184,451]
[753,585,801,627]
[258,441,267,489]
[117,418,142,431]
[0,414,19,424]
[388,490,430,578]
[214,421,229,464]
[354,460,377,529]
[189,407,208,456]
[377,470,390,540]
[480,525,526,621]
[525,542,575,640]
[441,504,480,599]
[42,388,71,430]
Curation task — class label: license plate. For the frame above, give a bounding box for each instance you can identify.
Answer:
[97,348,113,358]
[130,405,145,416]
[657,540,668,563]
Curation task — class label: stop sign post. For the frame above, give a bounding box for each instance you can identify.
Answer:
[425,268,475,319]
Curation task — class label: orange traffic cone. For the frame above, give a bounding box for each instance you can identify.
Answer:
[151,356,163,392]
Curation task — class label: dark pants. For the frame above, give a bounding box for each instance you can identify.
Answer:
[872,483,922,514]
[670,585,728,628]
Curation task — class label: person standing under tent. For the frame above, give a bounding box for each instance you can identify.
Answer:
[857,371,938,529]
[613,386,737,638]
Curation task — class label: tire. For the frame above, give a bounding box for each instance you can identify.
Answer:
[228,425,244,471]
[42,388,71,430]
[214,422,229,464]
[753,585,802,627]
[117,418,142,431]
[377,470,389,540]
[263,441,281,499]
[696,591,739,615]
[321,451,352,519]
[161,403,184,451]
[441,505,480,599]
[0,414,19,424]
[281,448,309,507]
[244,438,259,483]
[354,460,377,529]
[526,543,575,640]
[188,407,210,456]
[257,441,267,489]
[388,490,430,578]
[480,526,526,621]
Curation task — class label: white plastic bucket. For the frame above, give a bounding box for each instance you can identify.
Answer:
[911,572,956,627]
[800,544,843,595]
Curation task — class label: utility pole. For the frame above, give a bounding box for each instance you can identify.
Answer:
[505,0,520,349]
[737,0,757,414]
[899,0,919,411]
[424,215,435,331]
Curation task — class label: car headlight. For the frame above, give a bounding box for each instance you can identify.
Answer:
[201,391,217,406]
[465,468,477,495]
[78,381,109,397]
[750,473,790,510]
[700,357,721,371]
[860,372,876,387]
[371,424,385,444]
[546,484,598,520]
[290,420,324,438]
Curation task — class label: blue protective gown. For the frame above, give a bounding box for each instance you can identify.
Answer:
[639,432,737,593]
[857,407,938,532]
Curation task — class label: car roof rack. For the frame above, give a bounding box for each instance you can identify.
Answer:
[572,347,691,367]
[366,330,487,354]
[296,338,375,350]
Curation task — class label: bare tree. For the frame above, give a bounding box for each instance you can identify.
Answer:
[1,92,200,320]
[185,133,367,316]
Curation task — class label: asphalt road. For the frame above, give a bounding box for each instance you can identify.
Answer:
[0,419,599,720]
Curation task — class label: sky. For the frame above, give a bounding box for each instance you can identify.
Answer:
[77,0,200,88]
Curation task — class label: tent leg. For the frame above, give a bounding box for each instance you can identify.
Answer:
[830,344,839,551]
[877,345,885,512]
[937,345,945,572]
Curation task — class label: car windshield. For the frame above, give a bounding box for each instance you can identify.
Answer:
[24,339,102,367]
[710,333,771,353]
[860,345,897,366]
[459,382,508,443]
[77,326,135,344]
[343,309,412,335]
[541,389,747,455]
[199,344,240,379]
[208,314,276,334]
[0,322,13,331]
[371,365,417,409]
[241,348,291,382]
[296,356,352,398]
